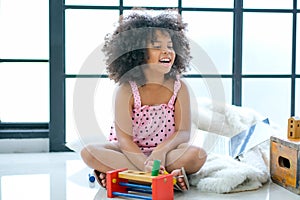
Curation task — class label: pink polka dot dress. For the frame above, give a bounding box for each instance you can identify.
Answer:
[109,79,181,156]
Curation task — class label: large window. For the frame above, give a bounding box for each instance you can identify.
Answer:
[1,0,299,151]
[0,0,49,140]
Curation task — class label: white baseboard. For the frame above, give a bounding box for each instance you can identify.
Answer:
[0,139,49,153]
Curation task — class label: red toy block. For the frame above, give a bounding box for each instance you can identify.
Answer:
[106,168,128,198]
[152,173,174,200]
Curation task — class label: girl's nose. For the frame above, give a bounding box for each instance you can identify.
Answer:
[162,48,170,54]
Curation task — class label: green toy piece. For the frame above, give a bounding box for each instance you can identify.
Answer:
[151,160,161,176]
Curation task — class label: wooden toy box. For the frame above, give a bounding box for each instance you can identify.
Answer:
[270,136,300,194]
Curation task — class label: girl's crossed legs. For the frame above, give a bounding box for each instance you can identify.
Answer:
[81,142,207,190]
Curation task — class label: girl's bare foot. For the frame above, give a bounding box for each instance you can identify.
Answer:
[171,168,189,191]
[94,170,106,188]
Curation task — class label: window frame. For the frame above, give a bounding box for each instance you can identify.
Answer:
[1,0,299,152]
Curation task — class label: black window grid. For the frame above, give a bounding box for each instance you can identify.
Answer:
[0,0,298,152]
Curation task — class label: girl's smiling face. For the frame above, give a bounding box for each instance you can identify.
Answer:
[146,30,176,74]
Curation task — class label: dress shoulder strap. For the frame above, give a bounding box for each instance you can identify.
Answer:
[168,78,181,107]
[129,81,141,108]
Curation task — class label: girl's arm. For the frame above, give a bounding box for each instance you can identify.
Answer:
[147,80,191,166]
[114,84,147,171]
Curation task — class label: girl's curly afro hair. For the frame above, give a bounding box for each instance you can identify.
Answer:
[102,9,192,85]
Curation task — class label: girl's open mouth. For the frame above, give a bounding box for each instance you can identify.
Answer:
[159,57,172,67]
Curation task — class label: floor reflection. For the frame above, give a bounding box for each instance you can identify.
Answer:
[0,152,299,200]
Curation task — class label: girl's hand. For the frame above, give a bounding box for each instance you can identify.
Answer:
[147,150,166,167]
[144,160,165,174]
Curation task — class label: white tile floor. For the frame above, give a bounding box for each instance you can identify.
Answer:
[0,152,299,200]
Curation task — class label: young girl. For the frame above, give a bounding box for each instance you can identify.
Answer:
[81,9,207,191]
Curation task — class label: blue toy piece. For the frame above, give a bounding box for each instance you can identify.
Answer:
[88,173,96,188]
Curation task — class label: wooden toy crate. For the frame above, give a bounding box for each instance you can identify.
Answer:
[270,136,300,194]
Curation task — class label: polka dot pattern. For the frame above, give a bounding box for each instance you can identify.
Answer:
[109,79,181,156]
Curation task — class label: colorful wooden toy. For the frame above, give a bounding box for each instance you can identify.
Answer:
[106,168,174,199]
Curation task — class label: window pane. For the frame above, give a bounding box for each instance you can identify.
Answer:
[242,78,290,129]
[0,63,49,122]
[65,0,119,6]
[243,13,292,74]
[182,0,233,8]
[123,0,178,7]
[65,10,119,74]
[66,78,116,143]
[66,79,76,143]
[297,13,300,74]
[184,78,232,104]
[243,0,293,9]
[0,0,48,59]
[296,79,300,116]
[183,12,233,74]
